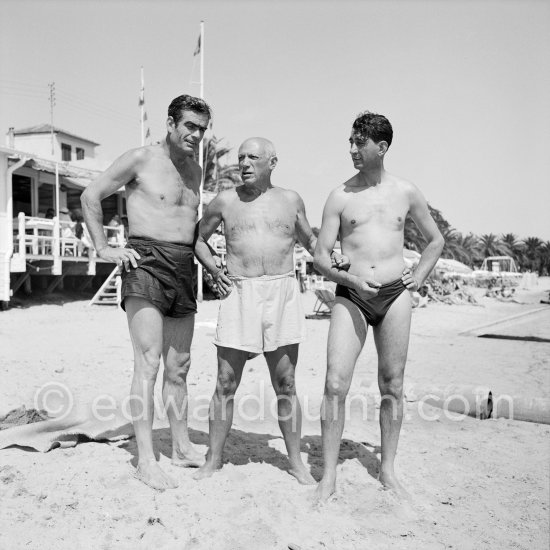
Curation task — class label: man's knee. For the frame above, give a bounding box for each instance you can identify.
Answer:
[325,373,350,401]
[378,372,404,399]
[165,353,191,385]
[215,370,237,397]
[273,373,296,397]
[135,347,162,380]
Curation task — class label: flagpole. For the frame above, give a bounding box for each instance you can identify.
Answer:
[140,66,145,146]
[197,20,205,302]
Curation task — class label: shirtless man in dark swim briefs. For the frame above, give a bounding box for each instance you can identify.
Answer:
[81,94,211,490]
[313,111,444,502]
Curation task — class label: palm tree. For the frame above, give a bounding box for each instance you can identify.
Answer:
[540,241,550,276]
[404,203,450,252]
[522,236,544,273]
[499,233,523,261]
[479,233,510,258]
[201,135,241,193]
[440,228,466,262]
[457,233,482,266]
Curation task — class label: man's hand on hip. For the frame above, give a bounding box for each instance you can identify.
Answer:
[402,267,420,291]
[98,246,140,271]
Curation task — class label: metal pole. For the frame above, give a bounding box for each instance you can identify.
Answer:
[55,162,60,220]
[197,20,205,302]
[140,67,145,146]
[49,82,55,156]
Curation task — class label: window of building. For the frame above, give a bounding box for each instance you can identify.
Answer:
[67,187,83,213]
[61,143,72,161]
[12,175,32,216]
[101,195,119,226]
[38,182,55,217]
[76,147,85,160]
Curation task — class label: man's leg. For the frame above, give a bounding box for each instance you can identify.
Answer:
[372,290,411,499]
[264,344,315,485]
[315,298,367,502]
[162,314,204,468]
[125,297,177,490]
[194,346,248,479]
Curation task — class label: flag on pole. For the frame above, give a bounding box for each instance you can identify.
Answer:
[142,108,151,144]
[139,74,151,145]
[193,35,201,56]
[138,85,144,107]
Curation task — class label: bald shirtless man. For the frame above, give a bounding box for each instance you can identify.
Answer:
[313,111,444,502]
[193,137,347,484]
[81,95,211,490]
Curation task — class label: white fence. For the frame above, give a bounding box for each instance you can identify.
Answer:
[11,212,125,275]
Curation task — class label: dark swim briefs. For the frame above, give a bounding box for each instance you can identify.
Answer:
[120,236,197,317]
[335,278,407,326]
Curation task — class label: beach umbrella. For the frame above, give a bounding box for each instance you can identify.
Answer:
[436,258,473,274]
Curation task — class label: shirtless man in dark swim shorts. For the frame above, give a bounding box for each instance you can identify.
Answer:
[81,94,212,490]
[313,111,444,502]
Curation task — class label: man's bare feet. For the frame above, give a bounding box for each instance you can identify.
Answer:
[193,459,222,480]
[313,475,336,503]
[171,446,206,468]
[378,469,411,501]
[135,459,178,491]
[288,462,316,485]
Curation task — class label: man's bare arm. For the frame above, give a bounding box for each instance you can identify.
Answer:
[294,192,349,269]
[294,194,317,257]
[81,149,142,269]
[195,195,232,296]
[402,184,444,290]
[313,190,379,294]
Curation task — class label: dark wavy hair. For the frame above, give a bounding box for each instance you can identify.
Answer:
[168,95,212,124]
[352,111,393,147]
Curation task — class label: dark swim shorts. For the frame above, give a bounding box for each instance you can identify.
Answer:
[335,278,407,326]
[120,236,197,317]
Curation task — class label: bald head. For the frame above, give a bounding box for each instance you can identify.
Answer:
[239,137,277,159]
[238,137,278,186]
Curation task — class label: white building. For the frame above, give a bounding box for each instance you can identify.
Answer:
[0,125,125,309]
[7,124,100,163]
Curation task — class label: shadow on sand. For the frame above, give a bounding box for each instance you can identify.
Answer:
[122,427,380,481]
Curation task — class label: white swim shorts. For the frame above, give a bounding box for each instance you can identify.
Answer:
[214,271,306,353]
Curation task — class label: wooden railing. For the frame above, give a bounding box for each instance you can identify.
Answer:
[11,213,125,275]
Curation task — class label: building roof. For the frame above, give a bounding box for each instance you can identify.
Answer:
[12,124,100,146]
[0,147,123,192]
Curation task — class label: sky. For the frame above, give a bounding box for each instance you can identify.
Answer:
[1,0,549,239]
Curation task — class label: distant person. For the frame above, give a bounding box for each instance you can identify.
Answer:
[70,208,84,239]
[313,111,444,502]
[108,214,121,227]
[58,206,72,223]
[107,214,123,245]
[81,94,213,491]
[193,137,348,484]
[70,208,92,255]
[45,208,55,219]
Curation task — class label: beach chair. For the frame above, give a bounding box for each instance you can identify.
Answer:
[311,288,336,316]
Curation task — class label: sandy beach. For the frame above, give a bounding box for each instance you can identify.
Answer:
[1,281,549,550]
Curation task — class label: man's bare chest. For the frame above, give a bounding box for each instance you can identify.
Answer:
[131,165,200,209]
[341,191,409,232]
[224,201,296,240]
